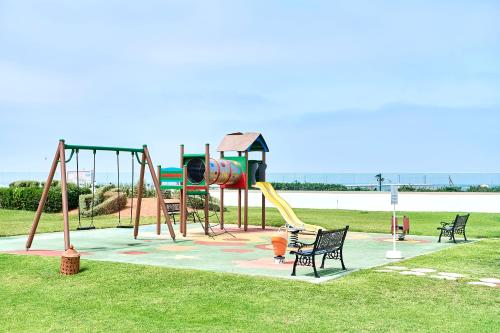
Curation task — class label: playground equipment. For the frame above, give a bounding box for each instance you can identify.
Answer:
[26,140,175,251]
[158,132,269,236]
[271,227,288,264]
[255,182,320,233]
[391,216,410,241]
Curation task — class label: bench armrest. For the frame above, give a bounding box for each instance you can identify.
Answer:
[296,241,315,251]
[440,221,451,227]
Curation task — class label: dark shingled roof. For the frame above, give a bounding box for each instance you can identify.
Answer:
[217,132,269,152]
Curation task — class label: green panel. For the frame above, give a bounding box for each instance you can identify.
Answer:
[160,167,182,174]
[223,156,247,173]
[183,153,205,158]
[187,190,207,195]
[160,185,182,190]
[183,155,207,187]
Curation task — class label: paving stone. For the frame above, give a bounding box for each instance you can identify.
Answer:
[430,275,457,280]
[385,266,407,271]
[411,268,437,273]
[400,271,426,276]
[467,281,497,288]
[480,278,500,284]
[437,272,465,278]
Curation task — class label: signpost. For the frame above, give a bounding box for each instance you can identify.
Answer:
[386,185,403,259]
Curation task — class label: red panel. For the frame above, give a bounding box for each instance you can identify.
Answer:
[187,185,207,190]
[161,173,182,178]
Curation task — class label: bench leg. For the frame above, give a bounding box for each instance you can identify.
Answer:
[291,255,298,276]
[438,230,443,243]
[340,249,346,270]
[320,254,327,269]
[312,256,320,278]
[452,233,456,243]
[463,231,467,241]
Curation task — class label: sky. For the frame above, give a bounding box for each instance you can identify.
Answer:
[0,0,499,173]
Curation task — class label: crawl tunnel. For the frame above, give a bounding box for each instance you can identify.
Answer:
[186,158,243,185]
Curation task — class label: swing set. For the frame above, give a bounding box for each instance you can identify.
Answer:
[26,140,176,251]
[74,147,135,230]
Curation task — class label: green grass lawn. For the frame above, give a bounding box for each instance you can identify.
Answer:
[226,207,500,238]
[1,207,498,332]
[1,207,499,238]
[1,239,498,332]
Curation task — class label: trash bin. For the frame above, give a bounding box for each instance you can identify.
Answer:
[60,245,80,275]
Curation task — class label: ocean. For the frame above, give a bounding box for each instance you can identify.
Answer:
[1,172,499,188]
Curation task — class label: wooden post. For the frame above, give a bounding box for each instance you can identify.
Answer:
[182,165,188,237]
[156,165,162,234]
[261,151,266,229]
[59,143,71,250]
[219,151,224,229]
[133,152,146,239]
[26,142,61,250]
[204,143,210,235]
[244,150,249,231]
[237,151,242,228]
[143,146,176,240]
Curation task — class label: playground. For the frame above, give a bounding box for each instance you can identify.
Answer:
[1,132,498,332]
[0,223,456,283]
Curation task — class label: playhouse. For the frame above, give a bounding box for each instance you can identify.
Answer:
[157,132,269,237]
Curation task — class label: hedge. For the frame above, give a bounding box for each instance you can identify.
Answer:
[270,182,349,191]
[0,184,90,212]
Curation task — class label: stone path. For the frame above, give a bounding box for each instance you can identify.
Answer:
[374,266,499,288]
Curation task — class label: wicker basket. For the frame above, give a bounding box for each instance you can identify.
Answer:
[60,245,80,275]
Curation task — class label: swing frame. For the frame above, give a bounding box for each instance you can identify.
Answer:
[26,139,176,251]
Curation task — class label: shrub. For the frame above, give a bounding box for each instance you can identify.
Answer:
[0,183,89,212]
[187,195,225,212]
[80,185,127,217]
[399,185,417,192]
[9,180,41,188]
[270,182,348,191]
[468,186,500,192]
[80,192,127,217]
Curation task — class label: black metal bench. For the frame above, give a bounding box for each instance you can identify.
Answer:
[290,226,349,278]
[438,214,470,243]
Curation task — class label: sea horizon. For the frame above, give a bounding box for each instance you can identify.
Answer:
[1,171,499,188]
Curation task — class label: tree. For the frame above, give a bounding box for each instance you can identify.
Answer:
[375,173,384,191]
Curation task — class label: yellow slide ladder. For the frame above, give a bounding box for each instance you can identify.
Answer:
[255,182,320,232]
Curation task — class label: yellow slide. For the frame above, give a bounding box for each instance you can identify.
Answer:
[255,182,320,232]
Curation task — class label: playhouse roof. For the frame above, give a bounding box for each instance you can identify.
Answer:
[217,132,269,152]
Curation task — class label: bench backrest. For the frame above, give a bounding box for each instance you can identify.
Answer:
[453,214,470,230]
[313,226,349,254]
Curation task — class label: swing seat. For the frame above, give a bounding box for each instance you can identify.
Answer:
[116,225,134,229]
[76,226,96,231]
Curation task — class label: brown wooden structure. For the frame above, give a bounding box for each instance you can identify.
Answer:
[26,140,175,251]
[216,132,269,231]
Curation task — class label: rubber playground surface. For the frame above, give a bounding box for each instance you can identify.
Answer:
[0,224,456,283]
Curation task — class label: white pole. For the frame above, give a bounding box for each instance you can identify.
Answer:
[392,203,396,252]
[386,185,403,259]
